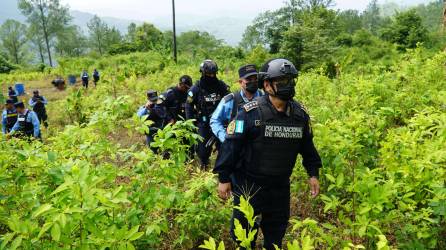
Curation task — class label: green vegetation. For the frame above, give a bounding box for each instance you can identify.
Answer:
[0,0,445,249]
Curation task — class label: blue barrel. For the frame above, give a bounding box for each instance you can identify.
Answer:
[15,83,25,96]
[68,75,76,85]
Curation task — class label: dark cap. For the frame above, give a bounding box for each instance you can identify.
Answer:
[238,64,258,79]
[14,102,25,108]
[146,90,159,102]
[5,99,15,104]
[33,90,39,94]
[179,75,193,86]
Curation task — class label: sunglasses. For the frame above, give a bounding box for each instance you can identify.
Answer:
[272,78,296,86]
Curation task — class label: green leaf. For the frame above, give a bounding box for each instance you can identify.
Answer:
[37,222,53,239]
[32,204,53,218]
[9,236,22,250]
[51,223,61,242]
[47,151,57,162]
[51,181,73,196]
[1,232,15,250]
[325,174,336,183]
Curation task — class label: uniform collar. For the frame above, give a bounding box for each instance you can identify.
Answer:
[264,95,292,117]
[240,90,261,103]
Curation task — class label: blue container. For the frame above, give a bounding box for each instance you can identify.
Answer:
[68,75,76,85]
[15,83,25,96]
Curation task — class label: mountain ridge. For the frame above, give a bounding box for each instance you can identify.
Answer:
[0,0,250,45]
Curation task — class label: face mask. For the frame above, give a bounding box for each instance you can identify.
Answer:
[203,75,218,85]
[245,80,258,94]
[272,78,296,101]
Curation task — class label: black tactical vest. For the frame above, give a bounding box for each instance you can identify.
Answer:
[32,96,46,114]
[17,110,34,136]
[197,81,226,120]
[166,87,187,120]
[246,97,306,177]
[5,109,18,131]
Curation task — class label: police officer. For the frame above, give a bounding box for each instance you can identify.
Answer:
[81,69,89,88]
[9,102,41,139]
[137,90,168,151]
[186,59,230,168]
[29,90,48,128]
[93,69,100,87]
[162,75,193,122]
[210,64,263,143]
[8,86,18,103]
[213,59,322,249]
[2,99,18,134]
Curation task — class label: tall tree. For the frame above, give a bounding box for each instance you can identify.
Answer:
[27,23,46,64]
[87,15,108,55]
[362,0,382,34]
[134,22,163,51]
[281,11,336,70]
[18,0,71,67]
[240,8,293,53]
[0,19,28,64]
[295,0,334,11]
[104,27,122,50]
[126,22,137,42]
[177,30,222,55]
[55,25,87,57]
[380,9,428,50]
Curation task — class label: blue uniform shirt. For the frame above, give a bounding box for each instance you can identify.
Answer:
[1,109,16,134]
[29,96,48,107]
[10,109,40,138]
[210,90,263,142]
[137,106,150,117]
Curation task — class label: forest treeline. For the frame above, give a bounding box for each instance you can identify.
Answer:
[0,0,444,74]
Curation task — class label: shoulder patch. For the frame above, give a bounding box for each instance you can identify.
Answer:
[243,101,258,112]
[227,120,236,135]
[187,91,194,103]
[223,93,234,102]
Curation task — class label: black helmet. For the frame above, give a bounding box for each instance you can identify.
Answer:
[200,60,218,74]
[259,58,298,88]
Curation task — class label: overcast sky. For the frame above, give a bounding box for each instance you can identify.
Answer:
[60,0,433,21]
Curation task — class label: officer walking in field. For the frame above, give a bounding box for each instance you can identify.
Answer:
[186,59,230,169]
[162,75,193,122]
[213,59,322,249]
[93,69,100,87]
[2,99,18,134]
[8,102,41,139]
[8,86,18,103]
[81,69,89,88]
[137,90,168,151]
[29,90,48,128]
[210,64,263,143]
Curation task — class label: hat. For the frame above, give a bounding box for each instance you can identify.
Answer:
[180,75,193,86]
[33,90,39,94]
[5,99,15,104]
[146,90,162,104]
[238,64,258,79]
[14,102,25,108]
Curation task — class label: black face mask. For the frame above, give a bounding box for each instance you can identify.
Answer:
[202,75,218,85]
[245,80,258,94]
[272,79,296,101]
